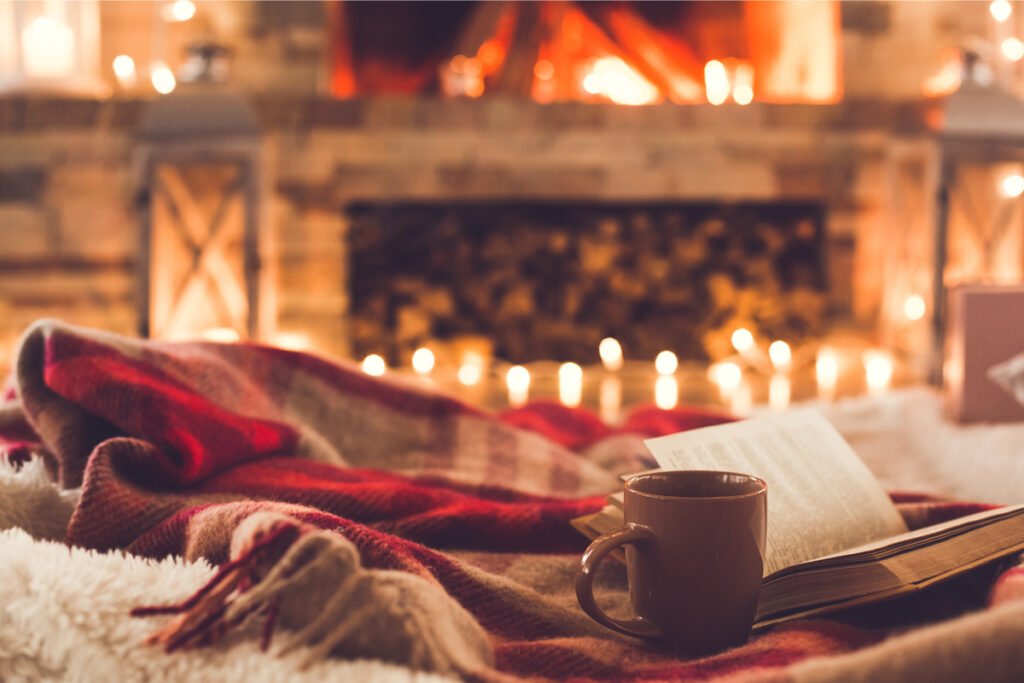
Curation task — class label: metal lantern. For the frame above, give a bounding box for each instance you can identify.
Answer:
[134,46,271,342]
[0,0,106,95]
[931,60,1024,378]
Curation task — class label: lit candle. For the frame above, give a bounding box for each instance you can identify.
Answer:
[709,361,743,402]
[150,61,176,94]
[815,348,839,401]
[457,350,486,387]
[731,327,755,355]
[199,327,241,343]
[768,340,792,372]
[113,55,137,88]
[599,337,623,372]
[730,379,752,415]
[769,373,791,411]
[163,0,196,22]
[704,59,729,105]
[271,331,313,351]
[863,350,893,395]
[21,17,75,79]
[655,350,678,376]
[655,375,678,410]
[457,363,481,386]
[559,362,583,408]
[412,347,435,376]
[599,375,622,423]
[362,354,387,377]
[507,365,530,407]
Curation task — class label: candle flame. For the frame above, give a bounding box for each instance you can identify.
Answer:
[362,354,387,377]
[1002,174,1024,198]
[507,365,530,391]
[991,0,1012,22]
[654,351,678,376]
[458,364,481,386]
[709,361,743,393]
[412,347,435,374]
[768,341,792,370]
[816,349,839,394]
[559,362,583,407]
[730,327,755,353]
[150,61,176,94]
[863,350,893,395]
[599,337,624,371]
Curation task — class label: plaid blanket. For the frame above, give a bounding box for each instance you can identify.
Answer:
[2,319,1023,681]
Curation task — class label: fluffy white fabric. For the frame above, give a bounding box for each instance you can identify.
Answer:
[0,458,454,683]
[820,387,1024,505]
[0,456,78,541]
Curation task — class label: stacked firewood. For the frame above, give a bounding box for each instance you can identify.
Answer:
[348,203,827,364]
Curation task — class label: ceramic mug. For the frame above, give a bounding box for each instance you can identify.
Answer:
[575,470,767,656]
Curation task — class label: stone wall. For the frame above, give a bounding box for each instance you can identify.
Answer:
[0,95,939,369]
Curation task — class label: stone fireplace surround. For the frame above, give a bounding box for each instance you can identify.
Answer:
[0,96,938,367]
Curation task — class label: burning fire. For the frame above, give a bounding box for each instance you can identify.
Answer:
[581,56,660,105]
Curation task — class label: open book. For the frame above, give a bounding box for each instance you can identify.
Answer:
[572,410,1024,627]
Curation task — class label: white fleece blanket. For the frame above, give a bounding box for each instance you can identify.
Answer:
[2,387,1023,682]
[0,459,452,683]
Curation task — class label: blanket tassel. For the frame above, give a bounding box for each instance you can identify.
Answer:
[131,512,495,676]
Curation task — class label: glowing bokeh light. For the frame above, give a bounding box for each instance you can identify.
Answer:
[730,327,755,353]
[507,365,530,390]
[1002,173,1024,197]
[655,376,679,410]
[991,0,1012,23]
[199,327,240,343]
[704,60,730,105]
[411,347,435,374]
[904,294,927,321]
[768,341,792,370]
[769,373,791,411]
[458,364,482,386]
[559,362,583,407]
[362,354,387,376]
[112,55,136,86]
[863,350,893,395]
[150,62,176,94]
[534,59,555,80]
[655,350,678,375]
[599,337,624,371]
[815,349,839,390]
[1002,37,1024,61]
[709,361,743,392]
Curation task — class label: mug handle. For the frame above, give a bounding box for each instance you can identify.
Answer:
[575,523,662,640]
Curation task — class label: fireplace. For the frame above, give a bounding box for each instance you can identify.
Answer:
[347,200,826,365]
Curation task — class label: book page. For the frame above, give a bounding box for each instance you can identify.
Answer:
[644,410,908,577]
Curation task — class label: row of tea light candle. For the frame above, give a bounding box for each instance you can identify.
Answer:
[359,328,895,415]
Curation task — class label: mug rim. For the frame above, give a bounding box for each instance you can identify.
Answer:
[624,470,766,501]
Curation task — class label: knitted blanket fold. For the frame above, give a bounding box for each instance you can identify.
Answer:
[2,319,1023,682]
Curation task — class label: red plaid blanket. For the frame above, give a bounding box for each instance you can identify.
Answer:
[2,320,1023,681]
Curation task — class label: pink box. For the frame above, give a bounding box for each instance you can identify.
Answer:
[944,283,1024,423]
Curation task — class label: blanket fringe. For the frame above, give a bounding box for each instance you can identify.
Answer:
[131,523,297,653]
[131,512,494,676]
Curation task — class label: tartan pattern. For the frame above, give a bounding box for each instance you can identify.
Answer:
[1,319,1020,681]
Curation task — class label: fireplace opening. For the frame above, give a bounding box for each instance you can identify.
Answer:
[346,201,827,365]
